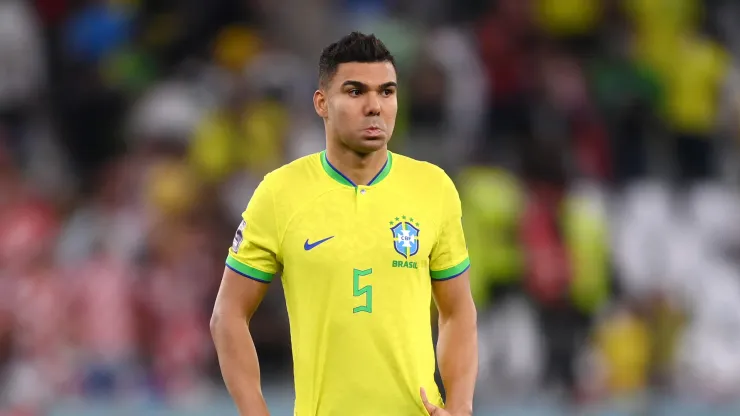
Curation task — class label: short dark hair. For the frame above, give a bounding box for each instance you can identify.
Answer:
[318,32,396,87]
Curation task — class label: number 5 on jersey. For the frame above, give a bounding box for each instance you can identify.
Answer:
[353,268,373,314]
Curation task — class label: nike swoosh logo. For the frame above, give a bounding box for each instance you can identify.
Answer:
[304,236,334,251]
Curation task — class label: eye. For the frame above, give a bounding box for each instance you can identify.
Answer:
[382,88,395,96]
[348,89,361,96]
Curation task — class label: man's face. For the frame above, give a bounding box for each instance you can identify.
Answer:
[315,61,398,154]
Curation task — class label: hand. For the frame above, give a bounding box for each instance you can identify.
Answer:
[420,387,451,416]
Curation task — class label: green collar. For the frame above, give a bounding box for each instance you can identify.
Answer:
[320,150,393,187]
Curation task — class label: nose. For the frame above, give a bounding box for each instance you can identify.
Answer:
[364,92,381,117]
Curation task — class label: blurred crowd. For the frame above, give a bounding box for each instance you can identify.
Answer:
[2,0,740,414]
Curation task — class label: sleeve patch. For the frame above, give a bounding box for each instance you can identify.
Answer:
[231,220,246,253]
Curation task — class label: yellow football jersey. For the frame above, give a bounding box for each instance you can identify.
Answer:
[226,151,470,415]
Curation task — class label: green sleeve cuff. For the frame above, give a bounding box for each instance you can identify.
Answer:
[430,257,470,281]
[226,255,274,283]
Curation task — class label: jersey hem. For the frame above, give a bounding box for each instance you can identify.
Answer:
[430,257,470,280]
[226,255,274,282]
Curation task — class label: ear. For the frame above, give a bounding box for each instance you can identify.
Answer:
[313,89,328,118]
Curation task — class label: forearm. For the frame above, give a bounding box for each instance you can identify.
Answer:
[211,314,270,416]
[436,309,478,415]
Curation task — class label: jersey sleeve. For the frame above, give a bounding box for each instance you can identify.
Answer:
[429,172,470,281]
[225,179,280,283]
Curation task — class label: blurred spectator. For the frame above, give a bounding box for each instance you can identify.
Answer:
[67,249,138,398]
[589,25,662,185]
[591,303,651,397]
[459,167,525,307]
[0,0,46,166]
[664,34,729,182]
[0,0,46,113]
[403,27,487,172]
[128,79,204,148]
[476,0,538,153]
[137,216,217,401]
[188,86,289,185]
[62,2,132,64]
[56,158,147,266]
[1,199,67,411]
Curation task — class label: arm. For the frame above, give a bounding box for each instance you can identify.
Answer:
[210,268,271,416]
[211,177,280,415]
[432,270,478,416]
[422,169,477,415]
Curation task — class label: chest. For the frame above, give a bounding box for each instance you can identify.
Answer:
[280,187,439,273]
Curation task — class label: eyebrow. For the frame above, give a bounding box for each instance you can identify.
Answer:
[341,80,398,90]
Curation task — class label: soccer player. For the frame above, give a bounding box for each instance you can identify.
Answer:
[210,32,478,416]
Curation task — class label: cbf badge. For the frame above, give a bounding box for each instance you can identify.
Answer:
[232,220,246,253]
[390,216,420,258]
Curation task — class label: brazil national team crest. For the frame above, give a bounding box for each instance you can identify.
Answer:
[390,216,420,258]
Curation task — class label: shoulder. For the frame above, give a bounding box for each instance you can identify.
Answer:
[391,152,455,188]
[247,153,325,226]
[255,152,335,222]
[260,152,323,193]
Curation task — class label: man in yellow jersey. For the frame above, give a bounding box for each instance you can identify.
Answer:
[210,32,478,416]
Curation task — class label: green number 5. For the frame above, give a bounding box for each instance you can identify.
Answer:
[353,268,373,313]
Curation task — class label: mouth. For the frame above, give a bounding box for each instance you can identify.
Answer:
[363,127,384,137]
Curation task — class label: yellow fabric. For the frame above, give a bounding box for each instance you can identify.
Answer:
[189,112,238,183]
[626,0,701,83]
[189,101,287,183]
[459,167,524,306]
[595,312,650,393]
[536,0,600,36]
[239,101,287,174]
[625,0,727,133]
[633,31,682,83]
[562,195,609,313]
[145,160,199,217]
[227,152,469,415]
[625,0,699,35]
[663,36,728,133]
[213,25,261,71]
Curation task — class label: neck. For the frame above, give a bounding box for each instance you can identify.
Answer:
[325,141,388,186]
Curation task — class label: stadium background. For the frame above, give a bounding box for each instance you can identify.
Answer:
[2,0,740,414]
